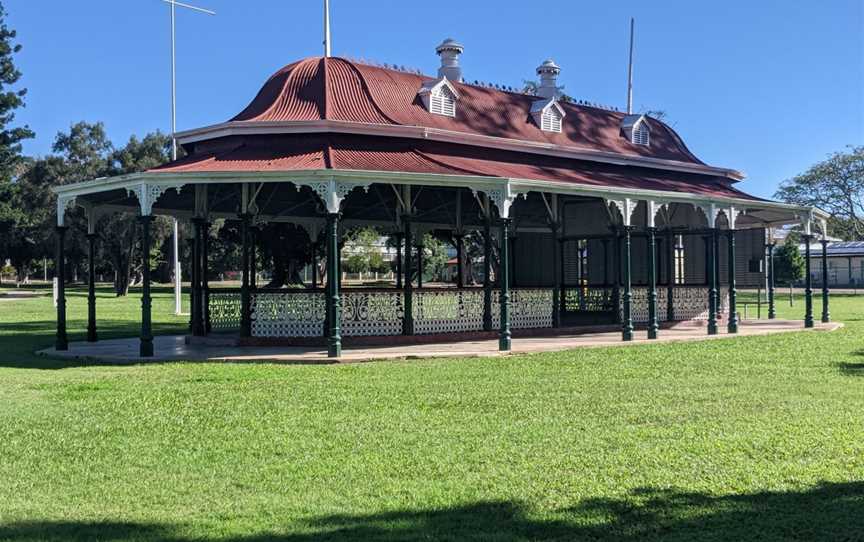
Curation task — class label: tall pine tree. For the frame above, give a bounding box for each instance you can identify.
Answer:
[0,2,33,283]
[0,2,32,179]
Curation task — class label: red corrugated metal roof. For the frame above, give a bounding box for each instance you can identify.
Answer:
[229,57,703,165]
[153,134,758,201]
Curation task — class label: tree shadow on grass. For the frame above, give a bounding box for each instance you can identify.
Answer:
[0,481,860,541]
[0,319,187,370]
[838,361,864,376]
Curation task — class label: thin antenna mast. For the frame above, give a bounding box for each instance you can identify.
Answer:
[161,0,215,316]
[626,17,635,114]
[324,0,332,57]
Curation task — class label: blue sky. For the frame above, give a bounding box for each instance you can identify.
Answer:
[5,0,862,198]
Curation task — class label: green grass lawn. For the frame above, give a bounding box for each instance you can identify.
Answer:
[0,286,862,541]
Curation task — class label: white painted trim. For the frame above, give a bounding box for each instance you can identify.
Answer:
[173,119,745,181]
[52,167,829,228]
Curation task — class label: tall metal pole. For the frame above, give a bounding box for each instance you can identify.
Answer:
[324,0,332,57]
[626,17,634,114]
[170,1,182,316]
[164,0,214,316]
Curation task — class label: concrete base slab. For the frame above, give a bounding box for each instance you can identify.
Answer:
[37,319,843,365]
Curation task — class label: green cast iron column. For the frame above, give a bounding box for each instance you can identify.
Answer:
[239,214,252,338]
[482,217,493,332]
[716,233,722,318]
[250,226,258,290]
[647,227,659,339]
[666,230,675,321]
[499,218,512,351]
[707,229,719,335]
[455,234,464,288]
[55,226,68,351]
[804,235,814,328]
[191,218,205,337]
[394,233,403,289]
[821,238,830,323]
[203,222,211,334]
[767,242,776,319]
[86,232,98,343]
[139,215,154,358]
[621,226,634,341]
[188,232,197,333]
[551,222,561,328]
[417,242,424,289]
[311,242,319,290]
[612,229,621,324]
[402,215,414,335]
[326,212,342,357]
[727,229,739,334]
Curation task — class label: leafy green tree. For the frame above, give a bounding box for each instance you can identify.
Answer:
[420,233,449,282]
[773,239,805,286]
[775,146,864,240]
[13,123,173,294]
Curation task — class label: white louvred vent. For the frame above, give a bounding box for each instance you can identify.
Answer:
[632,122,649,145]
[430,85,456,117]
[541,108,562,133]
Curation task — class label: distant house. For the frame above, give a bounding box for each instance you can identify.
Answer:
[799,240,864,287]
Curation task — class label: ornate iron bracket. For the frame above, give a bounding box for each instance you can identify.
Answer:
[127,182,185,216]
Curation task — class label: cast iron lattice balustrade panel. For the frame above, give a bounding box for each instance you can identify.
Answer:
[251,291,326,337]
[414,289,485,334]
[625,287,669,324]
[670,287,727,321]
[564,287,615,312]
[492,288,555,330]
[209,292,242,331]
[342,291,404,336]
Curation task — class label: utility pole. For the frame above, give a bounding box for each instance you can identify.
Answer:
[162,0,215,316]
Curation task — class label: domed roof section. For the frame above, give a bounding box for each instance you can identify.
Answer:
[228,56,705,165]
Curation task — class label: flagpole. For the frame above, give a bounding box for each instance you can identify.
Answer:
[171,1,182,315]
[162,0,214,317]
[324,0,331,57]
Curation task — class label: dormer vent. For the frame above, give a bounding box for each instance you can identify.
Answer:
[436,38,464,83]
[536,59,561,99]
[419,78,460,117]
[531,97,566,133]
[621,114,651,146]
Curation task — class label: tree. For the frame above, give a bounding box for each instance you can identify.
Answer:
[0,1,34,279]
[420,233,449,282]
[0,2,33,178]
[773,239,805,286]
[13,124,173,294]
[775,146,864,240]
